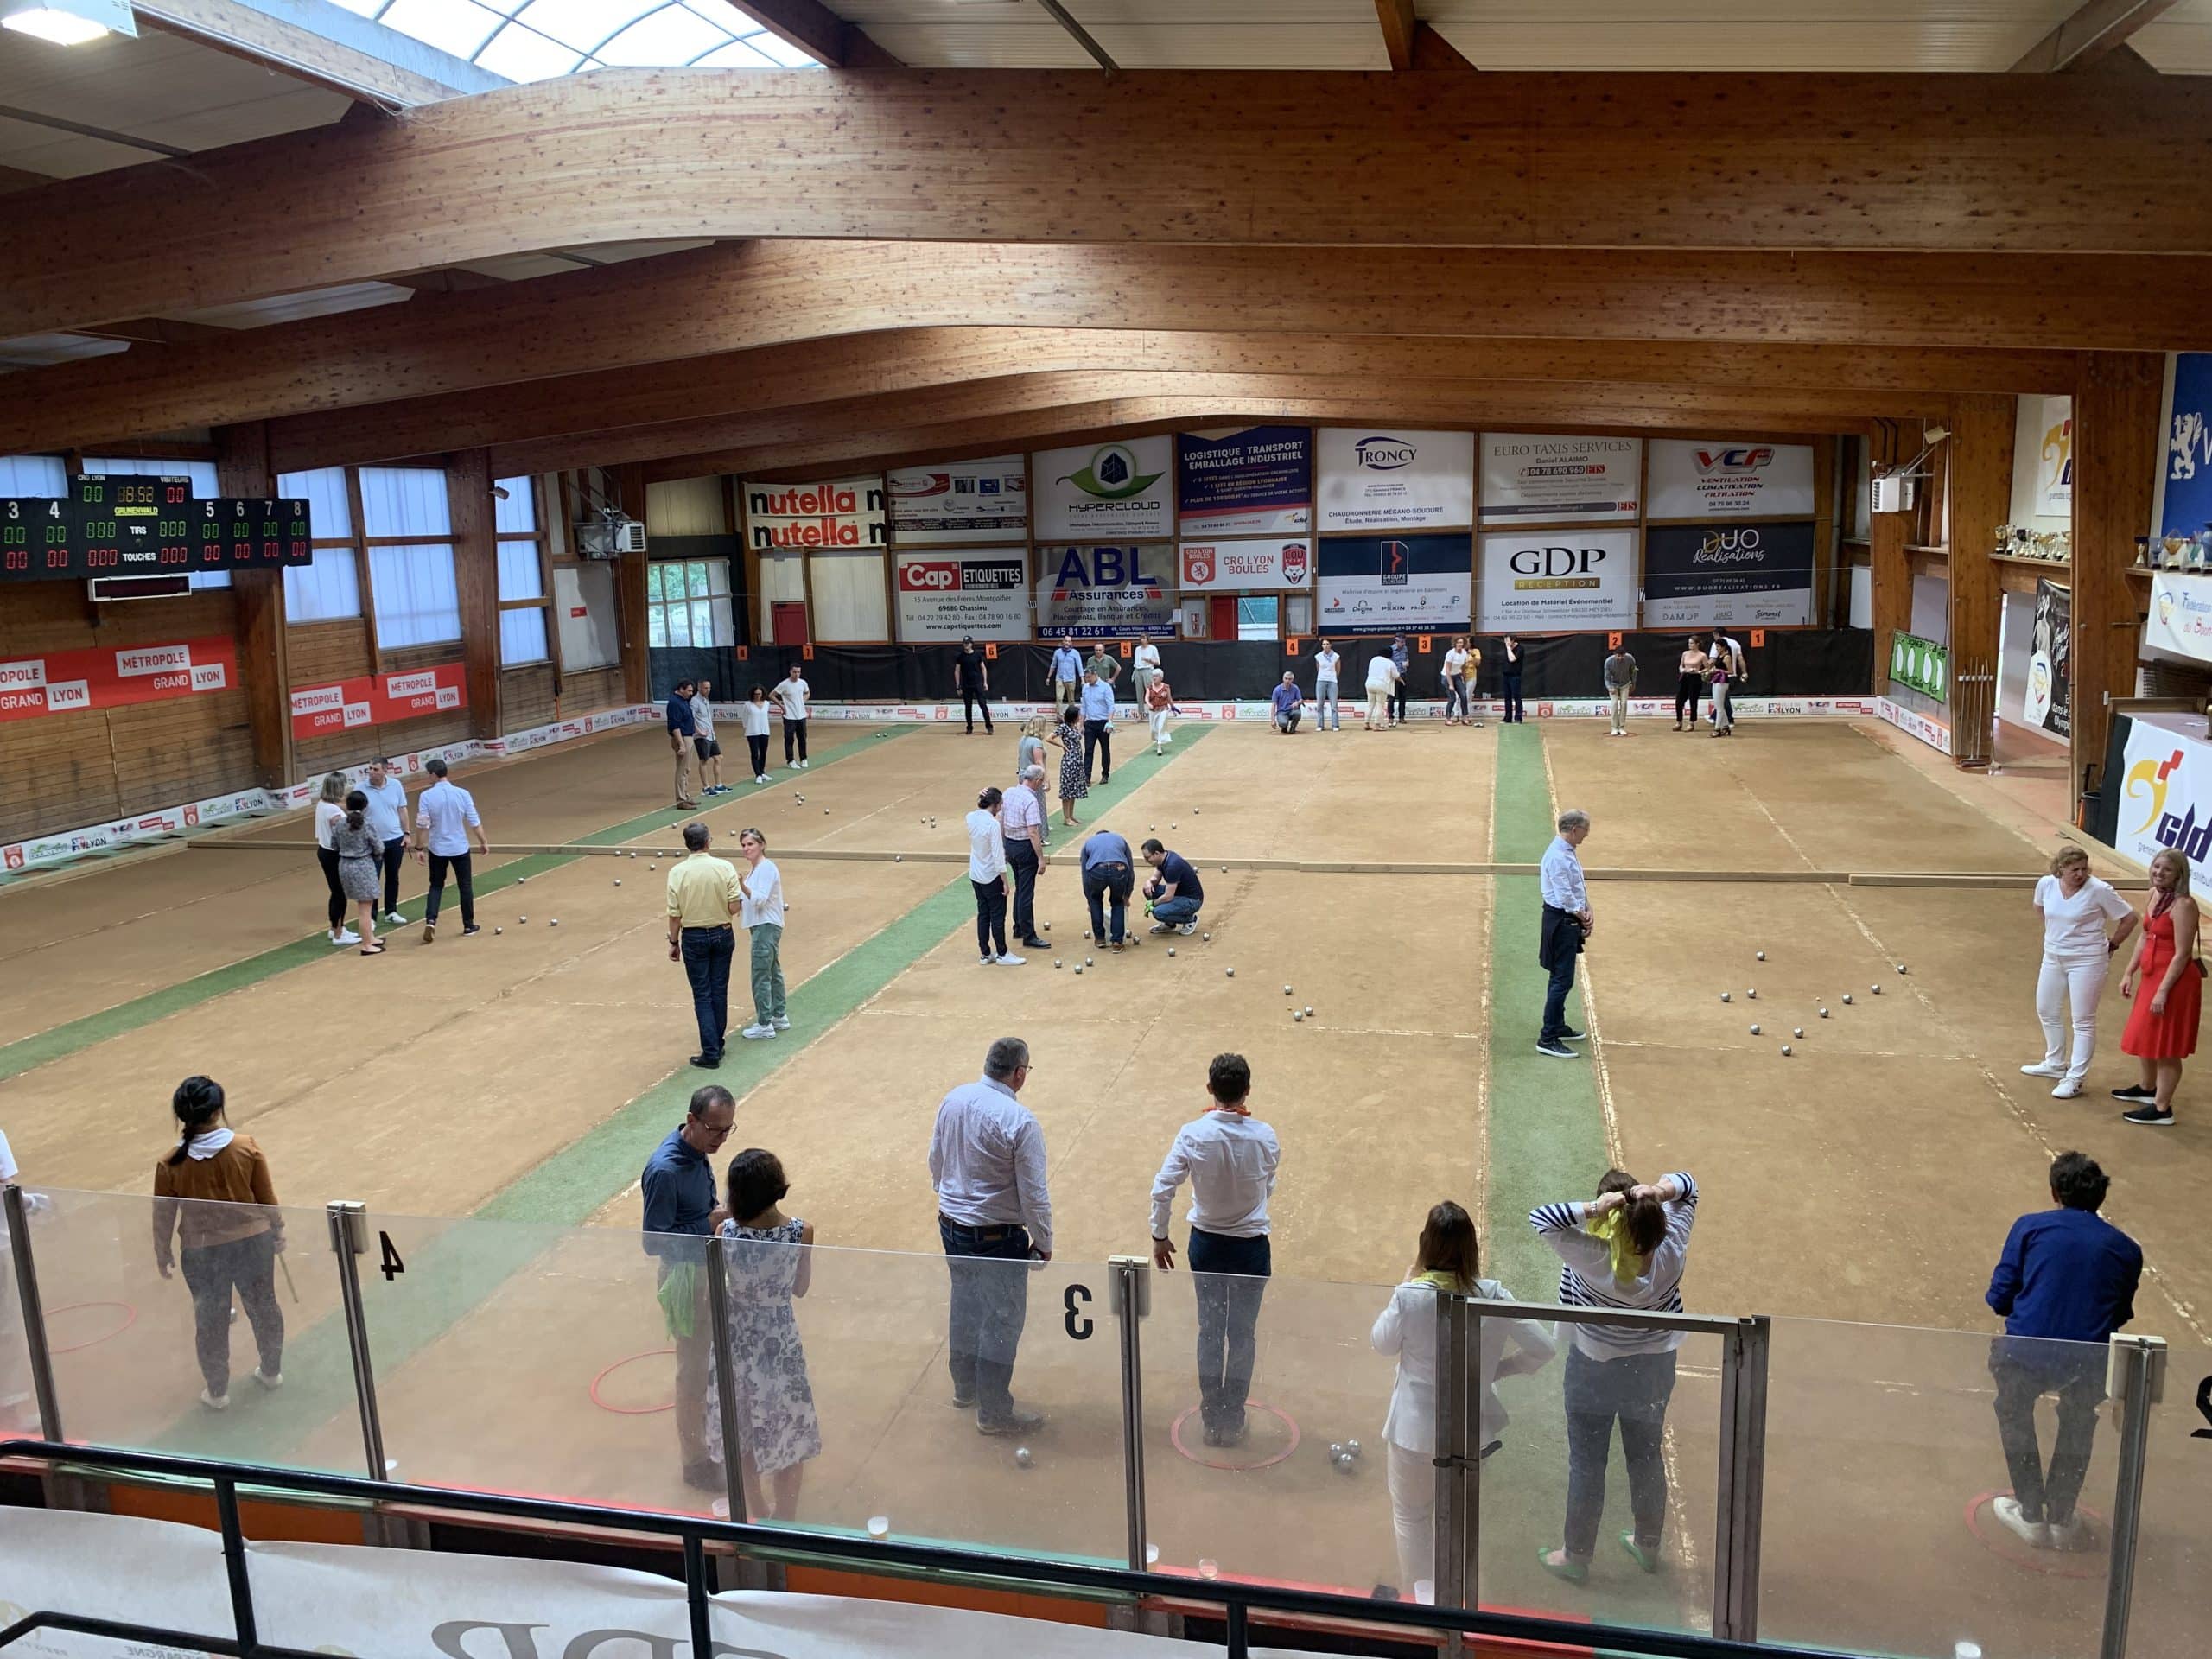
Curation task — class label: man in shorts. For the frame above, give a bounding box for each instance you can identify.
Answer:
[690,679,727,795]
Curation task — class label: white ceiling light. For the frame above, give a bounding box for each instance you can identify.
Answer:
[0,0,137,46]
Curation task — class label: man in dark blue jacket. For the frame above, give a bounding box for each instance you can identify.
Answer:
[1985,1151,2142,1551]
[665,677,700,810]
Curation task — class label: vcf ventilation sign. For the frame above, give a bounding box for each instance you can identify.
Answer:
[893,548,1029,641]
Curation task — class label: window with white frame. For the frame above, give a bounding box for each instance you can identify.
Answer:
[368,544,462,648]
[495,476,550,665]
[646,559,734,649]
[277,467,362,620]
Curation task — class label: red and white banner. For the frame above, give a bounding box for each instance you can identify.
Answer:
[0,634,234,724]
[289,660,467,739]
[1177,539,1313,592]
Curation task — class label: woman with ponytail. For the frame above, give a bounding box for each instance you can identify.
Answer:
[151,1077,286,1412]
[313,771,358,946]
[332,789,385,954]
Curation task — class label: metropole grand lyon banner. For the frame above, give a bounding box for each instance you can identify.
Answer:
[1315,429,1475,532]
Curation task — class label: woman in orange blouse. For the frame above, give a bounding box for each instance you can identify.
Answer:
[152,1077,286,1411]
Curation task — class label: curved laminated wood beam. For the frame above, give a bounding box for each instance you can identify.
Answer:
[6,239,2178,456]
[5,67,2212,336]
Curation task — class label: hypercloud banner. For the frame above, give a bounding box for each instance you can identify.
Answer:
[1315,429,1475,532]
[1476,528,1638,630]
[886,455,1028,543]
[1034,437,1174,540]
[1175,425,1313,536]
[894,548,1031,639]
[1035,543,1178,637]
[1641,521,1815,626]
[1645,442,1815,520]
[1315,535,1471,632]
[1479,434,1641,524]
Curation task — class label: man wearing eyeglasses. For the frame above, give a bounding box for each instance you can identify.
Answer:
[641,1084,737,1492]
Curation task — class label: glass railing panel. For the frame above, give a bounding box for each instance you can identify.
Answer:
[2129,1338,2212,1658]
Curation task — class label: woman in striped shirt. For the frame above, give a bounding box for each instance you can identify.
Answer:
[1529,1168,1699,1583]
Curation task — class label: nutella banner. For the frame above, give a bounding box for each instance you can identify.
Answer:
[1646,441,1815,519]
[742,475,887,551]
[290,660,467,740]
[1479,433,1642,524]
[894,547,1031,640]
[1177,538,1313,592]
[886,455,1027,544]
[0,634,233,724]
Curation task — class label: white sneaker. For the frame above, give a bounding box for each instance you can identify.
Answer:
[798,760,810,769]
[384,912,408,926]
[772,1015,791,1030]
[253,1369,283,1390]
[756,773,771,785]
[331,928,360,946]
[2019,1062,2067,1079]
[2048,1514,2095,1553]
[1992,1496,2051,1549]
[2051,1079,2084,1099]
[740,1024,777,1040]
[995,952,1027,966]
[200,1389,230,1412]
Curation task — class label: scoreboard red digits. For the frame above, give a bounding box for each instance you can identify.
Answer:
[0,477,312,582]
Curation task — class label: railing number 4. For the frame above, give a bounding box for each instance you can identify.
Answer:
[378,1230,405,1282]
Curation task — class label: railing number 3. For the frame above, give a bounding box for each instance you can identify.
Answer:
[1064,1283,1092,1340]
[378,1230,405,1282]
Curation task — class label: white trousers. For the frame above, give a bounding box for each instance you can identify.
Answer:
[1387,1440,1433,1597]
[2037,953,2110,1083]
[1148,708,1172,746]
[1366,688,1392,728]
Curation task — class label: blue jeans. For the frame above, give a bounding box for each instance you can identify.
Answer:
[938,1217,1033,1426]
[1445,674,1468,718]
[1541,948,1579,1043]
[1563,1346,1676,1560]
[1503,672,1525,722]
[1315,683,1339,729]
[680,925,735,1058]
[1188,1230,1269,1435]
[1084,865,1133,944]
[1152,893,1201,927]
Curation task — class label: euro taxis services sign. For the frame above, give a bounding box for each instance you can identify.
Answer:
[1177,539,1312,592]
[1479,433,1641,524]
[1034,436,1173,540]
[742,476,887,550]
[1646,441,1815,519]
[893,548,1030,640]
[2120,723,2212,880]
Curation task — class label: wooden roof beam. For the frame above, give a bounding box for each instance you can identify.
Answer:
[737,0,903,68]
[2012,0,2178,72]
[1376,0,1418,69]
[6,67,2212,337]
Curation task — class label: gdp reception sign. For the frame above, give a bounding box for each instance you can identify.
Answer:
[1476,528,1638,630]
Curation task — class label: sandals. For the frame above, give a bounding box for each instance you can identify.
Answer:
[1620,1531,1660,1573]
[1536,1548,1588,1584]
[359,943,386,955]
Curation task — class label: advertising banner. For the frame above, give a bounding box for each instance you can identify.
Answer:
[1888,632,1948,702]
[2113,716,2212,888]
[1475,528,1638,631]
[1175,425,1313,535]
[887,454,1028,544]
[1177,538,1312,592]
[893,547,1031,639]
[2144,569,2212,669]
[1646,441,1815,519]
[1479,434,1641,524]
[1642,521,1815,626]
[2025,577,2070,736]
[290,660,467,741]
[1034,436,1174,540]
[1315,429,1474,532]
[1034,543,1177,637]
[1315,534,1471,633]
[742,475,887,550]
[2036,397,2073,516]
[0,634,234,725]
[2158,353,2212,539]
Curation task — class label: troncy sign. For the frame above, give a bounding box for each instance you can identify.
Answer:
[1316,428,1475,532]
[893,547,1030,640]
[743,476,887,550]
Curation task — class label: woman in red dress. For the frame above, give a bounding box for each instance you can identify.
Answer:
[2118,848,2200,1126]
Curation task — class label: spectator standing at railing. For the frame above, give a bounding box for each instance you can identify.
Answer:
[707,1148,819,1522]
[151,1077,287,1414]
[1530,1168,1700,1584]
[1985,1151,2142,1552]
[641,1084,738,1494]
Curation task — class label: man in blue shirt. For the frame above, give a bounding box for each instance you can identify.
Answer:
[1079,670,1116,785]
[1048,633,1084,712]
[1536,809,1592,1059]
[1270,671,1304,734]
[1986,1151,2142,1551]
[665,677,701,810]
[640,1084,736,1490]
[1080,827,1136,948]
[1142,838,1204,935]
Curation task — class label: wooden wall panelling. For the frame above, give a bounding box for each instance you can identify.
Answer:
[501,664,556,733]
[1869,423,1913,701]
[558,665,625,715]
[2071,353,2165,801]
[1944,395,2015,768]
[215,419,293,789]
[9,68,2212,338]
[446,447,501,741]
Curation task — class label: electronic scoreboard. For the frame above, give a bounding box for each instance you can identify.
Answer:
[0,476,311,582]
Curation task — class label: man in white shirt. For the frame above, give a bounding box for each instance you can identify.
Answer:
[1313,639,1342,732]
[1002,765,1050,950]
[965,787,1024,967]
[360,757,410,926]
[1538,809,1594,1058]
[410,756,489,942]
[929,1037,1052,1434]
[773,665,811,769]
[690,679,726,796]
[1364,648,1400,732]
[1150,1052,1281,1446]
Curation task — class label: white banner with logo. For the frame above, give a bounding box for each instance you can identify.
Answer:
[886,455,1028,544]
[742,476,887,552]
[1646,441,1815,519]
[2037,396,2074,515]
[1475,528,1639,630]
[1176,538,1312,592]
[1034,543,1177,636]
[1033,437,1174,540]
[1315,429,1475,532]
[2142,570,2212,668]
[2113,716,2212,883]
[1478,434,1641,524]
[893,547,1031,639]
[0,1508,1350,1659]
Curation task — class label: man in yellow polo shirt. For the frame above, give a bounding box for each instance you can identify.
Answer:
[665,820,743,1069]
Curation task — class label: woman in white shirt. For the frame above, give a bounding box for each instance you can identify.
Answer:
[1370,1201,1555,1601]
[2024,845,2138,1098]
[1131,639,1162,713]
[1313,639,1342,732]
[1363,651,1399,733]
[737,828,788,1039]
[313,772,358,947]
[964,787,1024,968]
[741,685,773,785]
[1441,638,1472,726]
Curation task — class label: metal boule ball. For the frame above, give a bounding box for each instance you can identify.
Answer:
[1292,1010,1303,1022]
[1328,1442,1344,1459]
[1793,1027,1804,1038]
[1756,950,1765,961]
[1720,992,1731,1002]
[1015,1447,1034,1469]
[1346,1440,1362,1458]
[1843,994,1853,1005]
[1226,967,1235,977]
[1872,982,1882,994]
[1166,947,1175,957]
[1781,1045,1793,1056]
[1750,1024,1760,1035]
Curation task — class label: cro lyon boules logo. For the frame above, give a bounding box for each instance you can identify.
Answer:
[1060,443,1161,501]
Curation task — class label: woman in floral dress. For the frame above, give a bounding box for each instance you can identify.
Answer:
[706,1148,820,1520]
[1055,703,1089,828]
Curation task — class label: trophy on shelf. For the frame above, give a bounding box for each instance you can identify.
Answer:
[1993,522,2016,557]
